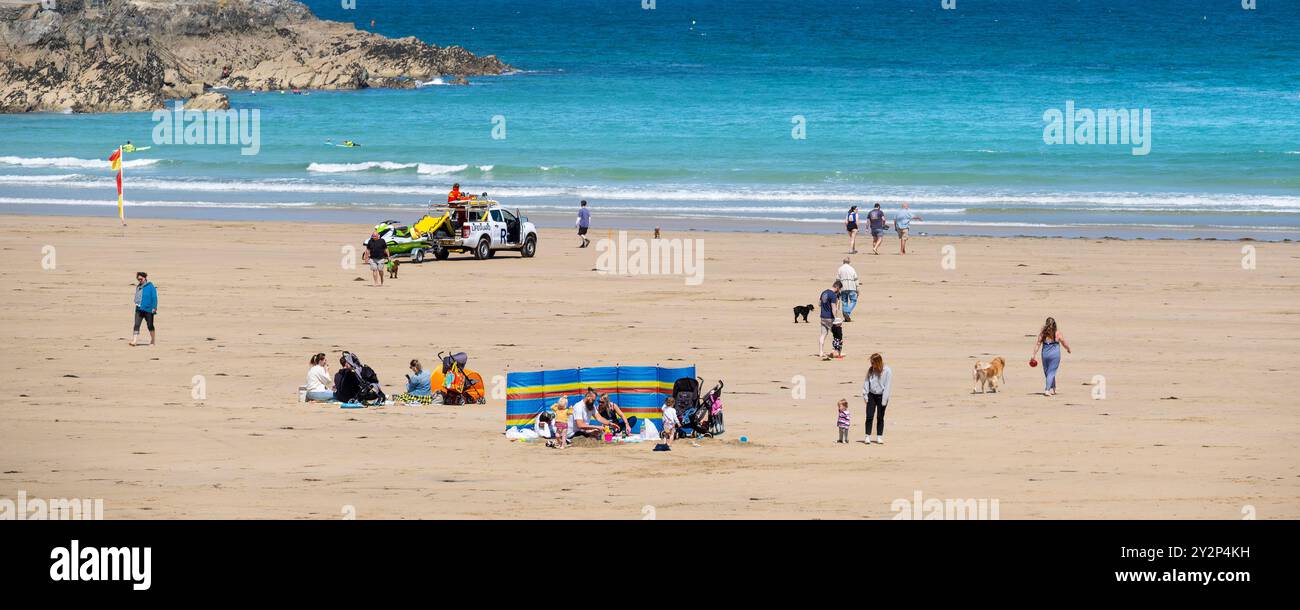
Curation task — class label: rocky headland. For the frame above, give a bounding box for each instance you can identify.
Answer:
[0,0,513,112]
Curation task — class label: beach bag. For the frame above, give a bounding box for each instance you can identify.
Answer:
[443,364,467,395]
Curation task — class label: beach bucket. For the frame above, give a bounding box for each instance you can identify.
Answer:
[297,386,307,402]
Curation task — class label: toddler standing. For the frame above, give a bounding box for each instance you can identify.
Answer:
[836,399,851,443]
[551,397,572,449]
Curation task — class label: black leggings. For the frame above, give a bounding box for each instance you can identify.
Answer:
[865,393,886,435]
[133,310,155,332]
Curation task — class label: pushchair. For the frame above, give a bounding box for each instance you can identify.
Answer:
[671,376,722,439]
[341,351,386,405]
[436,350,485,405]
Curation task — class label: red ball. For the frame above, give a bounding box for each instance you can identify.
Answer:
[1029,358,1038,368]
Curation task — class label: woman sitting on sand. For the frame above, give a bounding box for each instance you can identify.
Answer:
[1030,317,1072,396]
[304,353,335,402]
[594,394,638,437]
[393,359,434,405]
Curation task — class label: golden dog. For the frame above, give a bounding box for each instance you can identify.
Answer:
[973,356,1006,393]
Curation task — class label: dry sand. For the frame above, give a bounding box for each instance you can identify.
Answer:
[0,215,1296,519]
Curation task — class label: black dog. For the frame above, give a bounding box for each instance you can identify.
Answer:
[793,304,814,323]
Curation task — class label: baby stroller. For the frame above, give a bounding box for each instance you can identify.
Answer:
[436,349,485,405]
[671,376,717,439]
[341,351,386,405]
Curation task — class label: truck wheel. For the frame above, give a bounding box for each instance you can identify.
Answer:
[434,246,449,260]
[521,235,537,258]
[412,249,426,264]
[474,238,491,260]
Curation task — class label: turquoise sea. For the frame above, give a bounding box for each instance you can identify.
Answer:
[1,0,1298,238]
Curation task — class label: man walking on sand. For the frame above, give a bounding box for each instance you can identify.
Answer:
[362,231,390,287]
[866,202,888,254]
[818,280,843,360]
[894,202,921,255]
[130,271,158,346]
[836,257,859,323]
[576,200,591,248]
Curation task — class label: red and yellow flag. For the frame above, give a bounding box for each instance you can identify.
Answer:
[108,147,123,222]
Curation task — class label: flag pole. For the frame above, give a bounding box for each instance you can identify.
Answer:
[118,145,125,226]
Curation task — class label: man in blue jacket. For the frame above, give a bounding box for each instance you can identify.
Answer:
[131,272,158,346]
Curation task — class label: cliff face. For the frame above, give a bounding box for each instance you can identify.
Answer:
[0,0,513,113]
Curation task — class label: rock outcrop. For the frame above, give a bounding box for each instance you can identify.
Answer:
[0,0,513,113]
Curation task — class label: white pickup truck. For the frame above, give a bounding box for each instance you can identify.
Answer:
[426,200,538,260]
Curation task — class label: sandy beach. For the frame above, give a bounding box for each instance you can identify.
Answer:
[0,214,1296,519]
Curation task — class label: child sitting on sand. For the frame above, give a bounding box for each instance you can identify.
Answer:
[550,397,571,449]
[836,399,851,443]
[661,397,679,448]
[536,411,558,447]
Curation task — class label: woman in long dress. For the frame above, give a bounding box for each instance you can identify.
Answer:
[1031,317,1073,396]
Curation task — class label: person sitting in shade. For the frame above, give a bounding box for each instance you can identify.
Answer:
[593,394,638,437]
[570,389,607,439]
